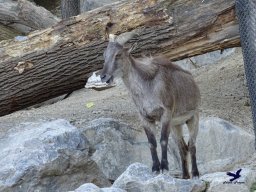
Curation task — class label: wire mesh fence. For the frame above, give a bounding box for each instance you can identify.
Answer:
[236,0,256,148]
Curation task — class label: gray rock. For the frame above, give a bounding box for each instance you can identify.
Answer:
[81,118,140,180]
[200,168,256,192]
[80,0,119,12]
[112,163,206,192]
[175,48,235,70]
[82,117,255,180]
[0,119,110,192]
[73,183,125,192]
[85,71,116,90]
[163,117,255,175]
[195,118,255,174]
[74,183,100,192]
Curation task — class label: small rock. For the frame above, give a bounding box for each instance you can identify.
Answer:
[15,36,28,41]
[85,71,115,90]
[244,99,251,106]
[74,183,100,192]
[72,183,125,192]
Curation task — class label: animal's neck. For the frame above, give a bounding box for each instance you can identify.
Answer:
[120,53,134,86]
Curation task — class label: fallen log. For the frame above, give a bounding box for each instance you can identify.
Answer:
[0,0,60,34]
[0,24,21,41]
[0,0,239,116]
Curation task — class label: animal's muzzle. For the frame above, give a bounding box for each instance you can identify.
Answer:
[100,74,113,84]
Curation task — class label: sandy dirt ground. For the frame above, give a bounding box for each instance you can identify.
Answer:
[195,48,253,134]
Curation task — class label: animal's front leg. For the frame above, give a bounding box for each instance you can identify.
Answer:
[143,125,160,173]
[160,121,171,172]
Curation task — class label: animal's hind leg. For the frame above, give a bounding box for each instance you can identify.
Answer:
[186,112,200,178]
[143,122,160,173]
[172,125,190,179]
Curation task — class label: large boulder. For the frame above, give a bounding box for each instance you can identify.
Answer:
[112,163,206,192]
[82,117,255,180]
[81,118,141,181]
[166,117,255,175]
[195,118,255,174]
[0,119,110,192]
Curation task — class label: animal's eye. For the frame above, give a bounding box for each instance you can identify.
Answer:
[116,51,122,57]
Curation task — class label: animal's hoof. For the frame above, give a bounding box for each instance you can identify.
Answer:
[192,170,199,178]
[192,176,199,180]
[160,160,169,171]
[162,169,169,175]
[182,175,190,179]
[152,163,160,173]
[152,170,160,176]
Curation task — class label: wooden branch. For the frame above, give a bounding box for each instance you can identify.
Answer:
[0,0,60,34]
[0,0,239,116]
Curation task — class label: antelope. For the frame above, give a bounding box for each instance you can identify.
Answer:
[100,30,201,179]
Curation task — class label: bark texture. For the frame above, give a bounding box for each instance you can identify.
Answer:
[0,0,239,116]
[0,24,21,41]
[0,0,60,34]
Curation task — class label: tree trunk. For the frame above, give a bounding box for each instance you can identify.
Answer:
[0,0,239,117]
[0,24,22,41]
[61,0,80,19]
[0,0,60,34]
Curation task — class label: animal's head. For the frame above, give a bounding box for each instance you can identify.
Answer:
[100,31,138,83]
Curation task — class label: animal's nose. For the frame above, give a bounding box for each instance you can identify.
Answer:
[100,74,106,80]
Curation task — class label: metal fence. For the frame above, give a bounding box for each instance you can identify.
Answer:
[236,0,256,148]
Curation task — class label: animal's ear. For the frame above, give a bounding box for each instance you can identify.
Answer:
[116,30,138,45]
[115,27,145,45]
[128,42,138,53]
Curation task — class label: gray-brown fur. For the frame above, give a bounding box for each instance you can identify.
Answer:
[101,31,201,179]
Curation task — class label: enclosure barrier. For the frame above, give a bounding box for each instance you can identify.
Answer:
[236,0,256,148]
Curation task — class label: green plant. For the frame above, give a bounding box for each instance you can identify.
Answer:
[201,181,210,192]
[250,182,256,192]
